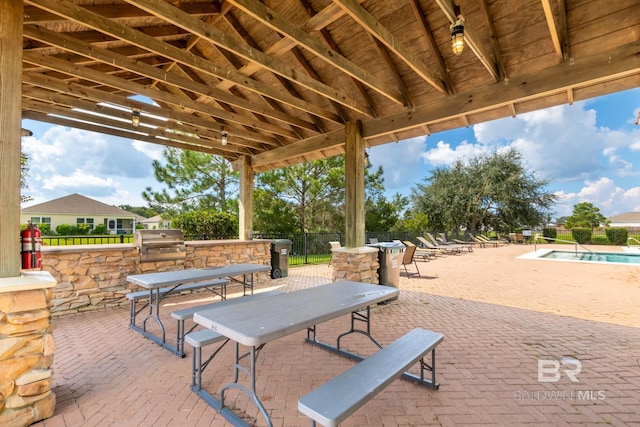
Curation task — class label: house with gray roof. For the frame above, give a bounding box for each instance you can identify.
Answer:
[21,193,138,234]
[607,212,640,228]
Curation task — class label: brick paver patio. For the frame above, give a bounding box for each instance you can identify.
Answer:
[34,243,640,426]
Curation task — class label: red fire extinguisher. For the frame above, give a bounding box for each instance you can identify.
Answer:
[21,222,42,269]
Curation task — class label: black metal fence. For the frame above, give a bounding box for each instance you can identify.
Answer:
[40,228,640,266]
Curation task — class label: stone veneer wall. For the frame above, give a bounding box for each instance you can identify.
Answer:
[0,273,56,427]
[330,246,379,284]
[41,239,272,316]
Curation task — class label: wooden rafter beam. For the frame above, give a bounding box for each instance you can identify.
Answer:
[332,0,447,95]
[225,0,407,106]
[24,2,220,25]
[253,41,640,169]
[541,0,569,61]
[22,50,300,140]
[22,72,281,147]
[408,0,455,95]
[25,0,342,125]
[22,24,319,134]
[435,0,499,82]
[22,110,224,157]
[22,86,266,151]
[22,97,250,155]
[125,0,374,116]
[477,0,507,81]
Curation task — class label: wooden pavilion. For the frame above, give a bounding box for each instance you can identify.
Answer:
[1,0,639,277]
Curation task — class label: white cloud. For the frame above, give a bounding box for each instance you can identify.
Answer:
[421,140,487,165]
[21,126,161,207]
[553,177,640,217]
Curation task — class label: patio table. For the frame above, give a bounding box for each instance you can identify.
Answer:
[193,280,399,427]
[126,263,270,356]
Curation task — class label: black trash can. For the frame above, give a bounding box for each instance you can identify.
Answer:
[368,241,405,301]
[270,239,292,278]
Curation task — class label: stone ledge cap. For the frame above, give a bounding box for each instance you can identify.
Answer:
[332,246,379,254]
[0,270,56,293]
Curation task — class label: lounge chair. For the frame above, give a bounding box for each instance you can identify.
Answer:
[400,244,421,277]
[426,233,468,253]
[403,240,438,261]
[438,233,473,252]
[472,235,499,247]
[368,237,379,244]
[417,236,461,254]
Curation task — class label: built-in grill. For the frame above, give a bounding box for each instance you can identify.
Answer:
[135,229,186,262]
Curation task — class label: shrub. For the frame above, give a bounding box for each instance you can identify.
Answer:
[542,227,557,243]
[92,224,108,235]
[56,224,73,235]
[571,228,592,244]
[605,228,628,245]
[172,210,238,238]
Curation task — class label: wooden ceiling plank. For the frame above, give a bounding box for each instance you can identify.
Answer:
[541,0,566,61]
[21,72,283,147]
[25,0,342,124]
[435,0,500,82]
[125,0,372,116]
[22,24,319,133]
[220,11,328,135]
[333,0,447,95]
[226,0,406,106]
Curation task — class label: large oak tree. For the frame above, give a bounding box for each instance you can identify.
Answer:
[410,148,556,232]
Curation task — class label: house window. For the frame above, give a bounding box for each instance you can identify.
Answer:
[77,218,95,229]
[30,216,51,226]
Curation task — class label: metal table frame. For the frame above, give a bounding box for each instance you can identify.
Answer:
[193,281,402,427]
[126,263,270,356]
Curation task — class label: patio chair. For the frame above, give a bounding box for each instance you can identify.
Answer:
[403,240,438,261]
[328,241,342,266]
[368,237,379,244]
[400,244,421,278]
[425,233,467,253]
[473,235,500,247]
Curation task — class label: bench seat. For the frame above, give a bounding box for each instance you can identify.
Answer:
[298,328,443,427]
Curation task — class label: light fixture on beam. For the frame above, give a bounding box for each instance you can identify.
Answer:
[221,127,228,146]
[450,5,465,56]
[364,150,372,169]
[131,109,141,128]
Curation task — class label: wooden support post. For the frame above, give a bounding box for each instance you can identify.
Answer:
[0,1,23,277]
[344,121,366,248]
[238,155,254,240]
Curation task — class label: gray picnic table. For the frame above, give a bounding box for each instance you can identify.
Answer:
[126,263,270,356]
[193,281,399,427]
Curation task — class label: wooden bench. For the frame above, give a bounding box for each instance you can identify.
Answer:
[183,289,284,390]
[298,328,444,427]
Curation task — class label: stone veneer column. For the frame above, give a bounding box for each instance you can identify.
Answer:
[330,246,379,284]
[0,271,57,426]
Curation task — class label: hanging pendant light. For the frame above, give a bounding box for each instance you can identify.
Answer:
[221,127,228,146]
[450,5,465,56]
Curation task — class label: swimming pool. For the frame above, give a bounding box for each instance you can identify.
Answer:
[520,249,640,265]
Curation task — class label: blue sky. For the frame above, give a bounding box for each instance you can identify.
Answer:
[21,87,639,220]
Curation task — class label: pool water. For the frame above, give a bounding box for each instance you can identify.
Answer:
[538,250,640,265]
